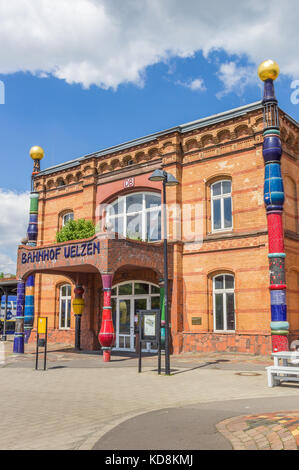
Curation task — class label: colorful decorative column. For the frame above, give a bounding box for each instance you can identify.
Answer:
[27,192,39,246]
[73,285,85,350]
[258,60,289,352]
[24,275,35,343]
[13,146,44,351]
[24,147,44,343]
[13,280,25,353]
[98,273,115,362]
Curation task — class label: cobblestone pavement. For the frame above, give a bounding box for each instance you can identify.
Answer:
[1,340,273,370]
[1,341,299,450]
[217,412,299,450]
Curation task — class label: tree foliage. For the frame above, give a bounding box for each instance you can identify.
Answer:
[56,219,95,243]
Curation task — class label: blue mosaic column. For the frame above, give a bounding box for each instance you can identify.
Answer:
[258,60,288,352]
[24,192,39,343]
[27,193,39,246]
[13,280,25,353]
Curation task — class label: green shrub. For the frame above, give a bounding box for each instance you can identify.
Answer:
[56,219,96,243]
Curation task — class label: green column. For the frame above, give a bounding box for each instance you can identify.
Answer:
[160,286,165,349]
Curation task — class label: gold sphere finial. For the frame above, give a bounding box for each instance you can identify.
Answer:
[258,59,280,81]
[29,145,44,161]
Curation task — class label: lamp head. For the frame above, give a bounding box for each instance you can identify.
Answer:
[165,172,179,186]
[148,169,166,182]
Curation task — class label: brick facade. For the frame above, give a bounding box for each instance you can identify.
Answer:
[18,103,299,355]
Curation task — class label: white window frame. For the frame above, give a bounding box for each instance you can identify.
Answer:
[211,180,233,233]
[62,212,74,227]
[107,192,161,242]
[213,274,235,332]
[59,284,72,330]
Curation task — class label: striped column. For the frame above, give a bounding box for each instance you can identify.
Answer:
[24,275,35,343]
[98,273,115,362]
[13,280,25,353]
[27,192,39,245]
[259,61,288,352]
[14,146,44,352]
[24,192,39,343]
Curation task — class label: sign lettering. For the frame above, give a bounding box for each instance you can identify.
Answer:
[21,241,100,265]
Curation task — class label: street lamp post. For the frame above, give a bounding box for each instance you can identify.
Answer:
[149,169,179,375]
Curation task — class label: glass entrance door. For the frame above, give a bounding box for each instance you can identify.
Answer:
[117,298,133,350]
[113,297,148,351]
[111,281,160,352]
[134,298,147,350]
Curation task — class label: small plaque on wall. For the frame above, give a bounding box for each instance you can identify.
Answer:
[192,317,202,325]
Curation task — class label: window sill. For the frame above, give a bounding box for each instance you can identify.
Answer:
[211,228,233,234]
[205,230,234,240]
[214,330,236,334]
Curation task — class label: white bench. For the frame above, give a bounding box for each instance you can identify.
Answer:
[267,365,299,387]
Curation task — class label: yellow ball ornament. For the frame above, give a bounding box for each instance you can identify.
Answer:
[258,60,280,81]
[29,146,44,161]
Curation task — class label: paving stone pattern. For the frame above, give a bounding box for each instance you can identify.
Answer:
[217,412,299,450]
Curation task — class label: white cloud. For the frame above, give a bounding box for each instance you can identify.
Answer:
[178,77,207,92]
[0,0,298,91]
[216,62,257,98]
[0,190,29,275]
[0,254,18,276]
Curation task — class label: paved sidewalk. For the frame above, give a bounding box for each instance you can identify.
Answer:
[0,342,299,450]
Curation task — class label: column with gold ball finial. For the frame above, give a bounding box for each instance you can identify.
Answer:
[258,60,288,352]
[25,146,44,342]
[13,146,44,351]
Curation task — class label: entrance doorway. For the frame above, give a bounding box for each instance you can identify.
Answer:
[111,281,160,352]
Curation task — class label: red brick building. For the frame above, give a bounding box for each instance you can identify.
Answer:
[17,101,299,355]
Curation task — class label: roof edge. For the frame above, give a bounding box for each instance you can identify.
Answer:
[36,100,297,178]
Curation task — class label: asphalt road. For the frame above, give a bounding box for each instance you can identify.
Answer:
[93,396,299,450]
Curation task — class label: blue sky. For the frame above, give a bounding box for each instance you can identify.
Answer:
[0,51,297,193]
[0,0,298,274]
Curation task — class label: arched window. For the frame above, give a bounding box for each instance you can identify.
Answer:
[107,192,161,242]
[62,211,74,227]
[59,284,72,329]
[57,178,66,188]
[213,274,235,331]
[211,180,232,232]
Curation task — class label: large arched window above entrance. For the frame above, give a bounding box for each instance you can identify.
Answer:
[107,192,161,242]
[213,274,235,332]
